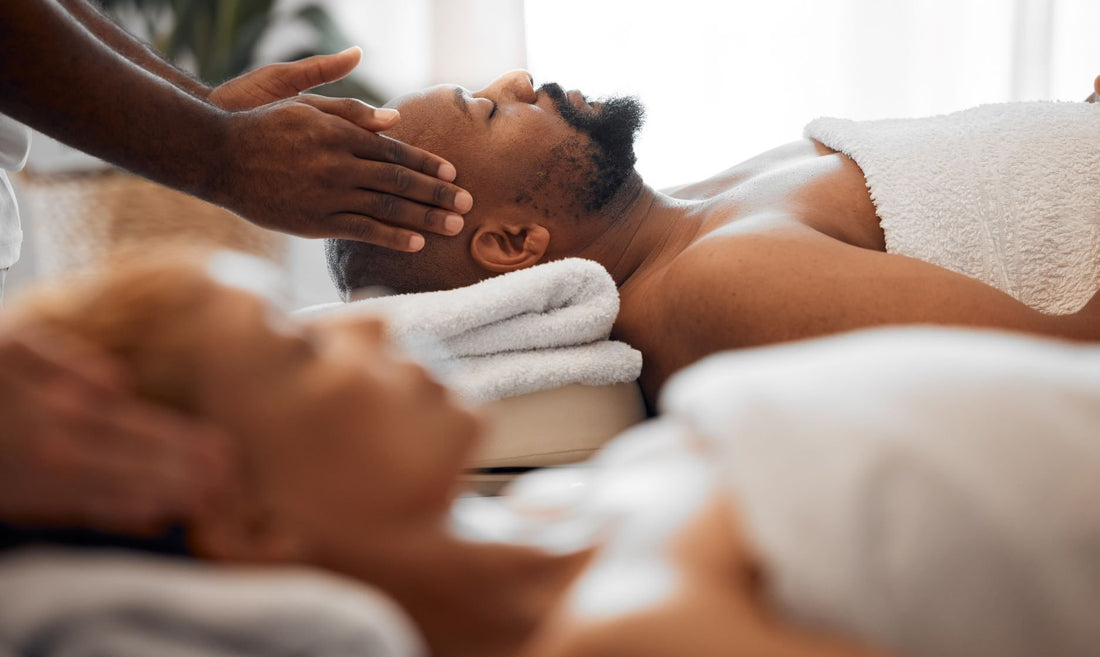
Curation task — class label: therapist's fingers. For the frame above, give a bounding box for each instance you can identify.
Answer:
[299,95,462,185]
[345,158,472,222]
[349,133,472,207]
[323,174,479,248]
[0,326,231,530]
[325,212,429,252]
[36,433,209,534]
[91,403,230,495]
[294,94,402,132]
[219,98,471,248]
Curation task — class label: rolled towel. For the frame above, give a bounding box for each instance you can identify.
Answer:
[297,258,642,401]
[457,342,642,402]
[805,102,1100,314]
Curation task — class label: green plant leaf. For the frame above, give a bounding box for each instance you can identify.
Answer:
[224,12,274,81]
[294,4,350,55]
[99,0,384,92]
[96,0,171,12]
[163,0,199,64]
[238,0,277,23]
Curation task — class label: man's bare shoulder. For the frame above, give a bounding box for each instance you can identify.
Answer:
[661,139,830,200]
[622,219,1097,398]
[617,223,836,396]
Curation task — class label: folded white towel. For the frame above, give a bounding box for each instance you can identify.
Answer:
[297,258,642,401]
[457,342,642,402]
[805,102,1100,314]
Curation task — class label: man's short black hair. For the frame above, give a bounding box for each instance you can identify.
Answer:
[325,238,459,300]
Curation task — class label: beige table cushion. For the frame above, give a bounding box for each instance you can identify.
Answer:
[471,381,646,469]
[463,381,645,496]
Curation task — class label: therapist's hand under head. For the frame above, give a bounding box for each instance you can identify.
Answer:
[0,324,230,534]
[206,48,471,252]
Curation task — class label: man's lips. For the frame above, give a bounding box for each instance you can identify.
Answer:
[567,89,588,108]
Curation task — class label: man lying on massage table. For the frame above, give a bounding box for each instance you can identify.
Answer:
[327,72,1100,406]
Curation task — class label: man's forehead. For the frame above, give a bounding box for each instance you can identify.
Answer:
[383,86,465,140]
[386,84,464,112]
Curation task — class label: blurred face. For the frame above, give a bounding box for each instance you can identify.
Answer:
[383,70,645,219]
[180,280,481,549]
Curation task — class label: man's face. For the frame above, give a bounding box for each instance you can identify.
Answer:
[383,70,645,219]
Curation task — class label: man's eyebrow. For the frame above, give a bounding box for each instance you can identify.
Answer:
[453,87,472,120]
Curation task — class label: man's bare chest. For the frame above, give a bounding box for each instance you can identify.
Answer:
[700,148,886,251]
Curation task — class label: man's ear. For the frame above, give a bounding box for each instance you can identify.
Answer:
[470,221,550,273]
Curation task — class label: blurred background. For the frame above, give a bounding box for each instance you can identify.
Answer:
[8,0,1100,306]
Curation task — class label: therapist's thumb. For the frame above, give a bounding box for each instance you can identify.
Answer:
[275,47,363,94]
[210,48,366,111]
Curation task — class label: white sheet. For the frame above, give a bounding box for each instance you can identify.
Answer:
[663,327,1100,657]
[0,549,426,657]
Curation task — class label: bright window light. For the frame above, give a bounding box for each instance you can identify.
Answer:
[524,0,1094,188]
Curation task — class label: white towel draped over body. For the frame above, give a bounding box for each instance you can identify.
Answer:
[805,102,1100,314]
[297,258,642,402]
[661,328,1100,657]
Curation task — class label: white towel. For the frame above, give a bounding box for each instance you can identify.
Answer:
[0,549,425,657]
[661,328,1100,657]
[297,258,642,401]
[805,102,1100,314]
[455,342,641,402]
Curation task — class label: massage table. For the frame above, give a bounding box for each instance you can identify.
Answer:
[467,380,646,494]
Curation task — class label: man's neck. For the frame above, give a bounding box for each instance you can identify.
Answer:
[315,519,589,657]
[576,175,705,288]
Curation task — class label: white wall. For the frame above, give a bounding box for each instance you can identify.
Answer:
[524,0,1100,189]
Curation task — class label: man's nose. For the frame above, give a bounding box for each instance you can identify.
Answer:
[477,69,536,104]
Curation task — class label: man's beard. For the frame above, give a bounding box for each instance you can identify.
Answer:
[539,83,646,212]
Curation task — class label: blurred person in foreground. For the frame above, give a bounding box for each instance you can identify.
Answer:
[5,248,1099,657]
[0,0,475,536]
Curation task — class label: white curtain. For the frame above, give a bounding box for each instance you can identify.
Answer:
[524,0,1100,188]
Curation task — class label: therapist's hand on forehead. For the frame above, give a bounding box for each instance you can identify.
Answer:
[0,0,470,252]
[203,49,472,251]
[0,323,230,535]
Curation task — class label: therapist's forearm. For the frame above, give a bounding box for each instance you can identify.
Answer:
[0,0,224,198]
[58,0,211,99]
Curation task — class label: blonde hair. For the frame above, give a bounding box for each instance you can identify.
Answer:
[10,248,224,412]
